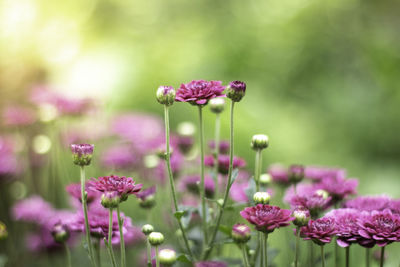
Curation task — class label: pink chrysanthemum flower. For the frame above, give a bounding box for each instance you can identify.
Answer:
[204,154,246,175]
[100,145,139,170]
[179,174,215,198]
[343,195,391,212]
[315,176,358,203]
[304,166,346,182]
[0,136,20,180]
[299,217,337,245]
[357,209,400,247]
[66,183,101,204]
[89,175,142,202]
[268,164,290,185]
[240,204,294,233]
[12,195,54,225]
[176,80,225,105]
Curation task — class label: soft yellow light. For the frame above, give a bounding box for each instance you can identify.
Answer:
[0,0,37,37]
[38,104,59,122]
[32,135,52,154]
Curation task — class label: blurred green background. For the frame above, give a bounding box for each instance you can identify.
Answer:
[1,0,400,265]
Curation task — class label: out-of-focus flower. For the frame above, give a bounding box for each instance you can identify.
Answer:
[304,166,346,182]
[148,232,164,246]
[299,217,337,245]
[0,221,7,240]
[288,165,305,184]
[158,248,177,266]
[226,80,246,102]
[70,144,94,166]
[101,145,139,170]
[315,176,358,203]
[357,209,400,247]
[51,222,70,243]
[250,134,269,151]
[232,223,251,243]
[194,261,228,267]
[179,175,215,198]
[176,80,225,105]
[136,186,156,209]
[343,195,391,212]
[292,206,311,227]
[3,106,36,126]
[12,195,54,224]
[204,154,246,175]
[0,136,20,179]
[89,175,142,202]
[229,173,274,203]
[176,135,194,155]
[209,97,226,114]
[268,164,290,185]
[240,204,294,233]
[156,86,176,106]
[389,199,400,215]
[208,140,230,155]
[66,183,100,204]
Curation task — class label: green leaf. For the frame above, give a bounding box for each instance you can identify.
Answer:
[218,224,231,236]
[176,254,192,263]
[228,168,239,189]
[174,210,185,220]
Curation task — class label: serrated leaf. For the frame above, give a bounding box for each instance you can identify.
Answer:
[176,254,192,263]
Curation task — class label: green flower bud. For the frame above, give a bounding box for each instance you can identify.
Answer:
[251,134,269,150]
[158,249,177,266]
[141,224,154,236]
[156,86,176,106]
[253,192,271,204]
[292,207,311,227]
[226,80,246,102]
[51,223,69,243]
[259,173,272,186]
[209,97,226,114]
[148,232,164,246]
[101,192,120,209]
[139,194,156,209]
[217,198,224,207]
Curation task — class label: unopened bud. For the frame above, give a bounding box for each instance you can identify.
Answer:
[253,192,271,204]
[288,165,304,184]
[101,192,120,209]
[156,86,176,106]
[148,232,164,246]
[292,207,311,227]
[251,135,269,150]
[51,222,69,243]
[226,80,246,102]
[70,144,94,166]
[232,223,251,243]
[209,97,226,114]
[141,224,154,236]
[159,249,177,266]
[259,173,271,185]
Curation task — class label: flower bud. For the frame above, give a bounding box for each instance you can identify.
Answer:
[70,144,94,166]
[51,222,69,243]
[159,249,177,266]
[232,223,251,244]
[0,221,8,241]
[156,86,176,106]
[141,224,154,236]
[259,173,271,186]
[253,192,271,204]
[156,146,173,160]
[217,198,224,207]
[101,192,120,209]
[248,249,255,257]
[148,232,164,246]
[315,189,329,199]
[292,207,311,227]
[288,165,304,184]
[251,135,269,151]
[226,80,246,102]
[209,97,226,114]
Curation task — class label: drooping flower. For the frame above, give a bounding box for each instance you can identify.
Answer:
[240,204,294,233]
[89,175,142,202]
[357,209,400,247]
[176,80,225,105]
[204,154,246,174]
[66,183,101,204]
[299,217,337,245]
[343,195,391,212]
[179,175,215,198]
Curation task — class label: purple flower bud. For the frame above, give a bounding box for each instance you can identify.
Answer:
[232,223,251,243]
[51,222,69,243]
[70,144,94,166]
[156,86,176,106]
[137,186,156,209]
[226,80,246,102]
[288,165,305,184]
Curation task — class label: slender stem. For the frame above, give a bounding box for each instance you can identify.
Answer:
[321,245,325,267]
[295,227,300,267]
[108,208,113,248]
[335,237,338,267]
[255,149,261,192]
[103,238,117,267]
[346,246,350,267]
[94,238,101,267]
[259,232,264,266]
[64,242,72,267]
[203,101,235,260]
[146,238,152,267]
[117,206,126,267]
[263,233,268,267]
[198,106,208,245]
[241,244,250,267]
[155,246,160,267]
[309,241,314,267]
[163,105,193,259]
[380,246,385,267]
[213,113,221,197]
[80,166,96,266]
[365,248,370,267]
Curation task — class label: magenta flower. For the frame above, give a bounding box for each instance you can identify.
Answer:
[268,164,290,185]
[325,208,363,247]
[0,136,19,180]
[176,135,194,154]
[230,179,274,203]
[179,175,215,198]
[299,217,337,245]
[240,204,294,233]
[101,145,138,170]
[70,144,94,166]
[176,80,225,105]
[304,166,347,182]
[66,183,100,204]
[208,140,230,154]
[357,209,400,247]
[12,195,54,224]
[3,106,36,126]
[315,176,358,202]
[89,175,142,202]
[194,261,228,267]
[204,154,246,174]
[136,186,156,202]
[389,199,400,215]
[343,195,391,212]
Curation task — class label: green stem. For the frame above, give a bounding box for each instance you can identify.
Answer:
[64,242,72,267]
[259,232,264,266]
[198,106,208,245]
[335,238,338,267]
[365,248,370,267]
[117,206,125,267]
[255,149,262,192]
[94,238,101,267]
[264,233,268,267]
[163,105,193,259]
[103,238,117,267]
[295,227,300,267]
[213,113,221,197]
[80,166,96,266]
[321,245,325,267]
[241,245,250,267]
[380,246,385,267]
[203,101,235,260]
[106,209,117,267]
[146,238,152,267]
[346,246,350,267]
[155,246,160,267]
